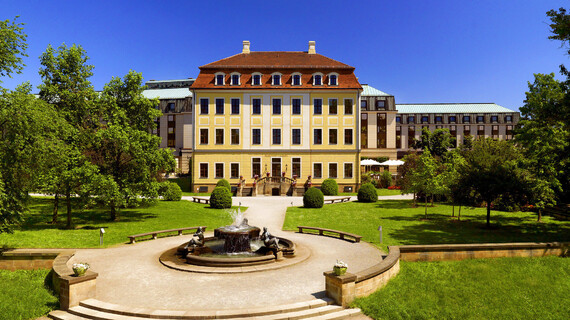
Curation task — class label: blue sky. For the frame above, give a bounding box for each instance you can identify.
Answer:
[1,0,568,111]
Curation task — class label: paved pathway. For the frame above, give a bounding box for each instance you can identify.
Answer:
[68,195,406,310]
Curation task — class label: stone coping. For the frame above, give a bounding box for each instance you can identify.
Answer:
[0,248,65,257]
[160,242,311,273]
[354,246,399,283]
[398,242,569,252]
[52,250,98,284]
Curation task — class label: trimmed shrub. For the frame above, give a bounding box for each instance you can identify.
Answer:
[210,186,232,209]
[216,179,231,192]
[321,178,338,196]
[358,183,377,202]
[303,187,324,208]
[379,171,392,188]
[162,182,182,201]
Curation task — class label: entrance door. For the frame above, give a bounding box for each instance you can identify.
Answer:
[271,158,281,177]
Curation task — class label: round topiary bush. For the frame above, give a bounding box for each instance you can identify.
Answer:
[162,182,182,201]
[320,178,338,196]
[357,183,377,203]
[216,179,231,192]
[210,186,232,209]
[303,187,324,208]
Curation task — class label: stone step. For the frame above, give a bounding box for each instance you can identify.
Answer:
[48,310,89,320]
[68,306,171,319]
[223,305,344,320]
[308,308,364,320]
[76,298,334,319]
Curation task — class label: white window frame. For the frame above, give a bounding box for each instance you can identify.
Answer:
[199,98,209,115]
[230,128,240,145]
[291,97,302,115]
[314,128,323,145]
[313,162,323,179]
[328,162,338,179]
[199,128,209,145]
[343,162,353,179]
[199,163,209,179]
[328,98,338,115]
[344,128,353,145]
[215,128,224,145]
[271,72,282,86]
[251,157,262,178]
[251,97,262,115]
[214,72,225,86]
[272,128,282,145]
[230,162,240,179]
[251,128,262,145]
[230,97,240,115]
[329,128,338,145]
[328,72,339,86]
[251,72,263,86]
[344,98,353,115]
[214,162,224,179]
[215,97,225,115]
[291,157,302,178]
[313,72,324,86]
[230,72,241,86]
[291,72,302,86]
[292,128,302,145]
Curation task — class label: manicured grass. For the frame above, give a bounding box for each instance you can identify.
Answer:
[340,188,402,197]
[0,198,235,248]
[283,200,570,251]
[353,257,570,319]
[0,269,58,320]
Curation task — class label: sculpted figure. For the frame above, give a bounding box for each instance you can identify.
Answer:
[260,227,280,250]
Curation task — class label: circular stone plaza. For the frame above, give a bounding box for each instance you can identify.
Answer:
[47,195,410,320]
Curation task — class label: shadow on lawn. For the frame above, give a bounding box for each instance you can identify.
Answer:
[22,198,157,231]
[387,216,570,246]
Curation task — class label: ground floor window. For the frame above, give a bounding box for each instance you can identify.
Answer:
[215,163,224,178]
[292,158,301,178]
[199,163,208,178]
[230,163,239,179]
[313,163,322,179]
[252,158,261,178]
[344,163,353,178]
[329,163,338,178]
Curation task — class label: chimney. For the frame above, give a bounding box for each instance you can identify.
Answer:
[242,40,251,54]
[308,41,316,54]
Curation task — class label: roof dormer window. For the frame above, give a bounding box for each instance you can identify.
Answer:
[252,73,262,86]
[292,73,302,86]
[215,73,225,86]
[230,73,241,86]
[272,73,282,86]
[328,73,338,86]
[313,73,323,86]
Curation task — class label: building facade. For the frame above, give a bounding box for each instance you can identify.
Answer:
[144,41,520,193]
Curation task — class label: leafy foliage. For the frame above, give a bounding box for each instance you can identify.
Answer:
[411,127,453,157]
[357,183,377,203]
[320,178,338,195]
[378,171,392,188]
[303,187,324,208]
[210,186,232,209]
[0,17,28,80]
[215,179,231,192]
[161,182,182,201]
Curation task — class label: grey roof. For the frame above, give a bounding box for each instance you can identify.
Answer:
[142,88,192,99]
[396,103,516,114]
[361,84,391,97]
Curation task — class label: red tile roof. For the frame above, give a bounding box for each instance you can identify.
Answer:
[200,52,354,69]
[192,51,361,90]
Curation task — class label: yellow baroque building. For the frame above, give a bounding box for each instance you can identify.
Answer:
[190,41,361,194]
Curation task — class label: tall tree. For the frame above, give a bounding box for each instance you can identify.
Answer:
[0,17,28,81]
[38,43,100,226]
[91,71,175,221]
[412,127,453,158]
[408,150,439,218]
[457,139,528,228]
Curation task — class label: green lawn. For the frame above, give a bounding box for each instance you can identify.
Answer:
[340,188,402,197]
[283,200,570,251]
[0,269,58,320]
[353,256,570,319]
[0,198,234,248]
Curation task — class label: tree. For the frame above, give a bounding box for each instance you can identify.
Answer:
[398,153,420,207]
[440,150,466,218]
[456,139,528,228]
[0,17,28,81]
[411,127,453,158]
[91,71,175,220]
[408,150,439,218]
[0,84,65,232]
[38,43,100,226]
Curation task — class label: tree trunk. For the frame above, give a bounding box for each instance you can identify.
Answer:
[537,209,542,222]
[430,195,434,207]
[412,192,417,207]
[486,201,491,228]
[65,192,72,229]
[458,206,461,221]
[452,204,455,217]
[425,195,428,219]
[110,203,117,221]
[51,194,59,224]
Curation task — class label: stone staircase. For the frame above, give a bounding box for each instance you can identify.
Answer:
[48,297,365,320]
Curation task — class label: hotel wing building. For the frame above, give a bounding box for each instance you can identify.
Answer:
[189,41,362,194]
[143,41,520,194]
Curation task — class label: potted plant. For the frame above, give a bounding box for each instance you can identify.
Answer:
[333,260,348,276]
[72,262,90,277]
